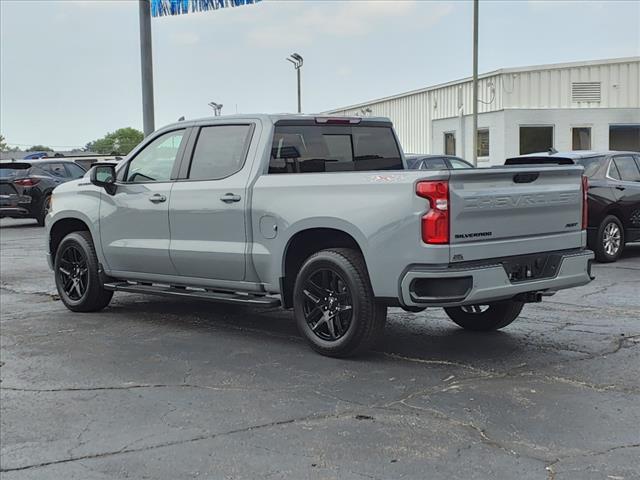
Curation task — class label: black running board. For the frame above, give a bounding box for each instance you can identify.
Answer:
[104,282,281,307]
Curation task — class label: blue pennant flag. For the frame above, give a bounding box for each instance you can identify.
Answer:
[151,0,261,18]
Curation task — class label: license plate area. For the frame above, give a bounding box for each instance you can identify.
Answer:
[502,253,562,283]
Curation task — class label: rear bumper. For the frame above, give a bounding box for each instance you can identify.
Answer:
[0,207,31,217]
[399,249,594,307]
[0,194,34,217]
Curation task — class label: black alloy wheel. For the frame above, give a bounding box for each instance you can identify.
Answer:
[54,231,113,312]
[293,248,387,357]
[302,268,353,342]
[57,244,89,301]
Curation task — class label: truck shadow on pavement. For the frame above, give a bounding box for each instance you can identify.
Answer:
[103,294,551,368]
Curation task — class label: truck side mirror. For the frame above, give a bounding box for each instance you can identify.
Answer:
[90,164,117,195]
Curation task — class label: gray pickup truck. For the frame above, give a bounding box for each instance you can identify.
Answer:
[46,115,594,357]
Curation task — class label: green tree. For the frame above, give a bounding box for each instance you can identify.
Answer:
[27,145,54,152]
[85,127,143,155]
[0,134,7,152]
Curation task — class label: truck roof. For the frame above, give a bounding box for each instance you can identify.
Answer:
[160,114,392,132]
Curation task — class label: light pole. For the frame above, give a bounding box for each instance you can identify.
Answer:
[208,102,223,116]
[471,0,479,166]
[139,0,155,137]
[286,53,303,113]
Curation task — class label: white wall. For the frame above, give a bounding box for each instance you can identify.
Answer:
[503,108,640,158]
[431,111,505,165]
[430,108,640,166]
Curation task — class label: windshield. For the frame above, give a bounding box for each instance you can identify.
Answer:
[576,156,607,177]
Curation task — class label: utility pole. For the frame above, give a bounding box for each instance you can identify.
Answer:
[139,0,155,137]
[471,0,479,166]
[287,53,303,113]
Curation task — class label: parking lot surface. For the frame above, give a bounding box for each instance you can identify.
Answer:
[1,218,639,479]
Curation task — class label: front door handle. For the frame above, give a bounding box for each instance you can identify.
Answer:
[220,193,241,203]
[615,186,625,191]
[149,193,167,203]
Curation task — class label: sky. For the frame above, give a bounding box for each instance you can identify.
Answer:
[1,0,639,150]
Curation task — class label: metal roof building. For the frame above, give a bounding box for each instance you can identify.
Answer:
[326,57,640,165]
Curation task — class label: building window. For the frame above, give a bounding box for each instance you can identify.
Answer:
[610,125,640,152]
[477,129,489,157]
[519,126,553,155]
[572,127,591,150]
[444,132,456,155]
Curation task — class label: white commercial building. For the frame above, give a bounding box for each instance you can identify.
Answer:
[327,57,640,165]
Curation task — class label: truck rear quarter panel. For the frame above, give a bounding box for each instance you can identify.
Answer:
[250,170,449,298]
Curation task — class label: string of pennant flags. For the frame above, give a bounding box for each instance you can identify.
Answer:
[151,0,261,17]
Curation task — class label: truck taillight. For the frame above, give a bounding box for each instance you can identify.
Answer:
[416,180,449,244]
[582,175,588,230]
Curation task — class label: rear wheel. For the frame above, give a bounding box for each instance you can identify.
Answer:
[36,195,51,226]
[293,248,386,358]
[444,300,524,331]
[54,231,113,312]
[593,215,624,262]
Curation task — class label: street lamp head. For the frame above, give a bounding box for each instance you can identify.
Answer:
[208,102,223,116]
[287,53,303,69]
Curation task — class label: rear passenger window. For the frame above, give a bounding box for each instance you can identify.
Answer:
[189,125,252,180]
[43,163,68,178]
[613,156,640,182]
[269,125,402,174]
[65,163,86,179]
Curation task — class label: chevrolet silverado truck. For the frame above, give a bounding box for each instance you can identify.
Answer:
[46,115,594,357]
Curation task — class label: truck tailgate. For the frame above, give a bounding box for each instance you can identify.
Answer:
[448,166,585,262]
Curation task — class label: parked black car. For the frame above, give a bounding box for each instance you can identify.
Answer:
[405,154,474,170]
[506,151,640,262]
[0,160,86,226]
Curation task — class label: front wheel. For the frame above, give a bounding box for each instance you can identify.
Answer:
[54,231,113,312]
[444,300,524,331]
[293,248,386,358]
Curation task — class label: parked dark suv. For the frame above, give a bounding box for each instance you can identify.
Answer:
[506,151,640,262]
[0,160,86,226]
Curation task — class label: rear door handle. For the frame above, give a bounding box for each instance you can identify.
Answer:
[149,193,167,203]
[220,193,241,203]
[615,186,625,191]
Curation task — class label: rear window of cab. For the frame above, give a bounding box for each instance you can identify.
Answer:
[269,125,403,174]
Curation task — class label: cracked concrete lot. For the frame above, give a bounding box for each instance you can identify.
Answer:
[1,218,639,480]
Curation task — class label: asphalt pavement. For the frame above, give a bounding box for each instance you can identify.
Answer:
[1,218,639,480]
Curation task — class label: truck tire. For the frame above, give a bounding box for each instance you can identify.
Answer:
[443,300,524,331]
[293,248,386,358]
[592,215,624,263]
[54,231,113,312]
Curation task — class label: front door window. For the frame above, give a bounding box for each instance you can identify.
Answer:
[125,130,185,183]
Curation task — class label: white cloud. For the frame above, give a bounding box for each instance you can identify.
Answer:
[245,0,453,48]
[170,31,200,46]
